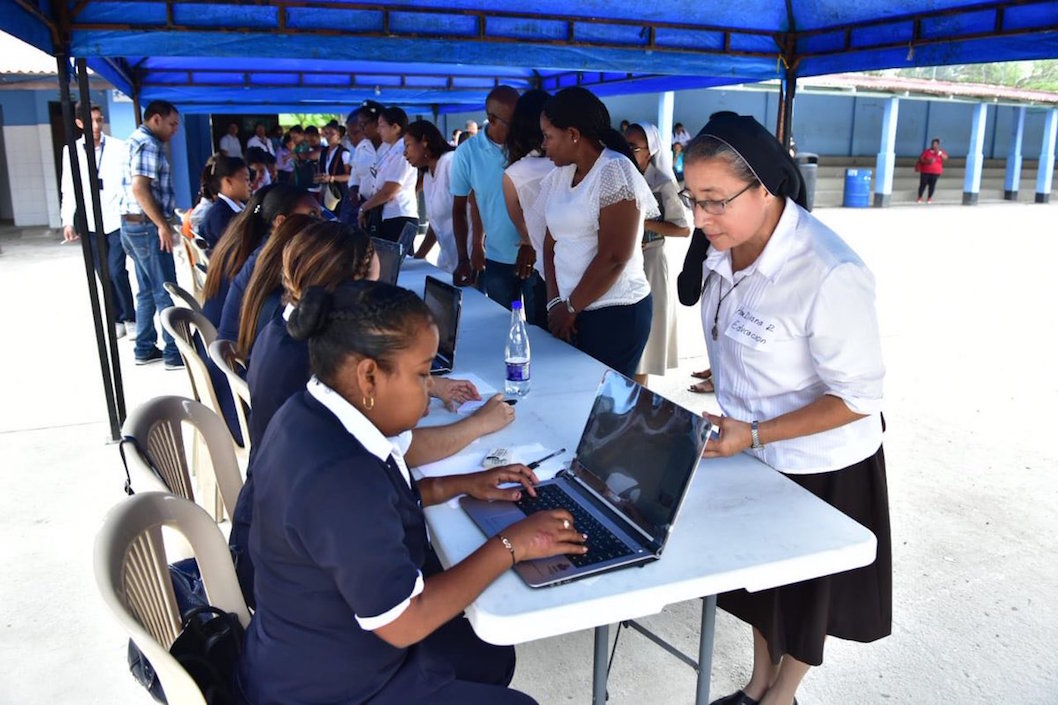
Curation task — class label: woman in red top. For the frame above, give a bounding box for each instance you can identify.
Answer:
[916,138,948,203]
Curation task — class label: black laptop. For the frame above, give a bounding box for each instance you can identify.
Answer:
[423,275,462,375]
[461,370,710,587]
[371,237,406,285]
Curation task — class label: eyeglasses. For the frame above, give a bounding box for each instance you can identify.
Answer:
[485,112,510,127]
[678,181,757,215]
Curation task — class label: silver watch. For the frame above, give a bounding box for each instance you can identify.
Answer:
[750,420,764,449]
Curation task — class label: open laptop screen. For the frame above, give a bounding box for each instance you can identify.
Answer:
[571,371,708,545]
[371,237,404,285]
[423,276,459,363]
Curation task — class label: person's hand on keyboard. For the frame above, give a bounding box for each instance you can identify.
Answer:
[505,510,588,563]
[460,464,539,502]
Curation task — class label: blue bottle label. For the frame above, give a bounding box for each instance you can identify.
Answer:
[506,362,530,382]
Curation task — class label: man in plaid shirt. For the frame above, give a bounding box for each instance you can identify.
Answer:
[120,100,183,369]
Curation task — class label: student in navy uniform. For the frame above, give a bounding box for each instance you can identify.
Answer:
[230,220,491,602]
[236,280,586,704]
[215,185,319,345]
[198,155,250,250]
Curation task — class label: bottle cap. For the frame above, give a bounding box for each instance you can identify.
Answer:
[511,300,523,310]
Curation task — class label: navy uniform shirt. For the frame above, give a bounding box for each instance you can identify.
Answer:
[237,379,423,704]
[200,195,241,249]
[246,308,309,450]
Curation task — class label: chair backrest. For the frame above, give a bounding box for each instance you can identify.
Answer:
[397,220,419,256]
[207,339,252,463]
[164,281,206,317]
[121,395,243,523]
[177,236,209,299]
[94,492,251,705]
[162,307,222,420]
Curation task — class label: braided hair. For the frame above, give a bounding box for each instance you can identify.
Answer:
[287,281,432,383]
[280,221,376,307]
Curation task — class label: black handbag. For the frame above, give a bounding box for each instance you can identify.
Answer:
[169,606,245,705]
[125,555,245,704]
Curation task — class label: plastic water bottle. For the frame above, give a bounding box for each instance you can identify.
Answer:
[505,300,531,396]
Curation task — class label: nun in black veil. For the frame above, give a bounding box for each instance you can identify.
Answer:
[678,114,891,705]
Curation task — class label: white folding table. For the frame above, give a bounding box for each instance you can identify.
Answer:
[399,260,878,704]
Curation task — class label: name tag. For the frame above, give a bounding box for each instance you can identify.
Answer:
[723,306,776,349]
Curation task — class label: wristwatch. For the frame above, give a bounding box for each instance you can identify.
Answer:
[750,420,764,450]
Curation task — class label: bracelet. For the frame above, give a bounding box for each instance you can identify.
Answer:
[497,534,517,565]
[546,297,563,312]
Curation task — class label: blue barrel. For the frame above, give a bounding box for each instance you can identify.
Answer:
[843,168,872,208]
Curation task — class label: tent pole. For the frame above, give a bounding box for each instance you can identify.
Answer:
[776,65,797,151]
[56,51,122,441]
[132,90,142,127]
[76,57,128,425]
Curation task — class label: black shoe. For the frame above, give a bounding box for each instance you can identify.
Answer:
[164,356,185,371]
[710,691,759,705]
[135,348,164,365]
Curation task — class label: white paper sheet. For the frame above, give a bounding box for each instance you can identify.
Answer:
[450,372,499,414]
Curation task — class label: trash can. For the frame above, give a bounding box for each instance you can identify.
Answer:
[795,152,818,211]
[843,168,872,208]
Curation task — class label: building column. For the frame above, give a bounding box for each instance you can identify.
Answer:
[962,103,988,205]
[657,91,674,149]
[169,120,192,210]
[1035,108,1057,204]
[873,97,899,207]
[1004,106,1026,201]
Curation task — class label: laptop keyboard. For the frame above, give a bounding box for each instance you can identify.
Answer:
[516,484,635,567]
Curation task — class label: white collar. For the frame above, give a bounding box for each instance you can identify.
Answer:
[217,193,245,213]
[282,303,295,321]
[306,377,412,488]
[705,196,797,284]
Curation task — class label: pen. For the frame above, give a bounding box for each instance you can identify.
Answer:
[527,448,566,469]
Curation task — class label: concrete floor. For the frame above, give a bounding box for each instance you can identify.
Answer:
[1,201,1056,704]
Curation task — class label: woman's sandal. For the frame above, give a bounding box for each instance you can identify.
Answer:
[689,379,715,394]
[688,369,715,394]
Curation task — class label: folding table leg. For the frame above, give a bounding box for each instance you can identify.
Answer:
[696,595,718,705]
[593,624,610,705]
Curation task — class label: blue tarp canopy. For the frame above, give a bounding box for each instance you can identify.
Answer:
[3,1,1058,111]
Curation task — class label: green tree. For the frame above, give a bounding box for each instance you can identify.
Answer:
[278,113,343,129]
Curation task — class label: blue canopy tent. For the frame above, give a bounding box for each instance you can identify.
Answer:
[2,0,1057,443]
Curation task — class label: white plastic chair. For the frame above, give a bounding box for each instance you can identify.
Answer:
[121,396,243,525]
[164,281,206,317]
[207,339,252,462]
[161,307,223,422]
[94,492,251,705]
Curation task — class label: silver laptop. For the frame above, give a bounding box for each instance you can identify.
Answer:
[371,237,406,285]
[423,275,462,375]
[461,370,710,588]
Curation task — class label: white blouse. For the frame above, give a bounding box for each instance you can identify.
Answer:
[535,149,658,310]
[372,141,418,221]
[701,198,885,474]
[423,151,458,273]
[506,150,554,277]
[351,138,377,195]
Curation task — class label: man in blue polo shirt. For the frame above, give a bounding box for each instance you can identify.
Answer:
[450,86,545,324]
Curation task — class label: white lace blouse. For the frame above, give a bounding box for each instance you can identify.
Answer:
[534,149,659,311]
